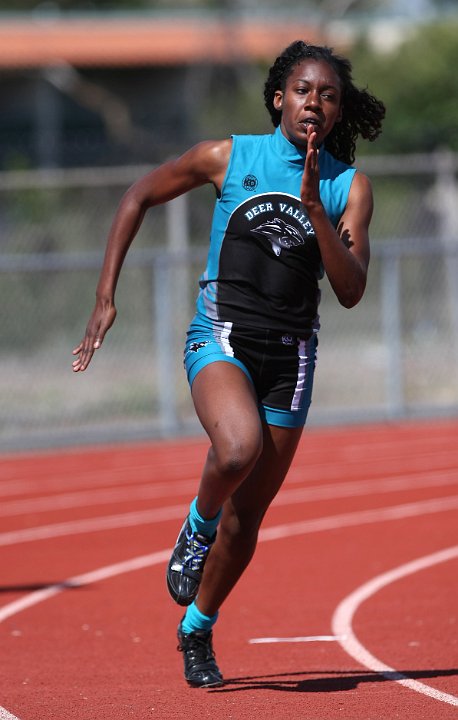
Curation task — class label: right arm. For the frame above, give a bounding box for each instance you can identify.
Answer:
[72,139,231,372]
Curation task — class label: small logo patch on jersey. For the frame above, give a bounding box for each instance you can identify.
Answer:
[282,334,295,346]
[242,174,258,192]
[188,341,210,353]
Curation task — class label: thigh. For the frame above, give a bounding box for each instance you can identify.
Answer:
[191,360,263,451]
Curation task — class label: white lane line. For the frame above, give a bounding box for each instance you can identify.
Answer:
[2,498,457,624]
[275,469,458,506]
[287,454,458,484]
[249,635,340,644]
[332,545,458,707]
[0,709,21,720]
[0,550,170,624]
[0,462,201,497]
[3,443,457,497]
[0,505,186,547]
[2,494,458,548]
[2,467,457,519]
[0,481,196,518]
[0,550,169,720]
[1,508,457,716]
[259,495,458,542]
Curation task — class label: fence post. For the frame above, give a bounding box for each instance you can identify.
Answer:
[381,247,404,418]
[153,254,179,436]
[35,70,62,168]
[434,149,458,357]
[166,194,190,332]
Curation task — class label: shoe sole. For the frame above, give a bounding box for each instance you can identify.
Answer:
[166,573,195,606]
[187,678,224,688]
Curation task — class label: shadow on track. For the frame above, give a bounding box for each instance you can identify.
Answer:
[209,668,458,694]
[0,581,83,593]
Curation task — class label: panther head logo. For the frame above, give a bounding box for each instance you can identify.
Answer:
[188,341,210,353]
[251,218,305,256]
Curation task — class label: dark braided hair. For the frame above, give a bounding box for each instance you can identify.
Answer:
[264,40,385,165]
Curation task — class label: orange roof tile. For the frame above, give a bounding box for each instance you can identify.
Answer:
[0,16,327,68]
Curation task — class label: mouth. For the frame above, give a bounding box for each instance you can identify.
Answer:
[300,113,323,130]
[300,117,321,131]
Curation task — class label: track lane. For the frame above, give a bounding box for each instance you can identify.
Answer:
[0,419,457,719]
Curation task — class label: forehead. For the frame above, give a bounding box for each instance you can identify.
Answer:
[285,58,342,89]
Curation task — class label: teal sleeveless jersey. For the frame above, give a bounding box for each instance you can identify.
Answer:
[195,125,357,337]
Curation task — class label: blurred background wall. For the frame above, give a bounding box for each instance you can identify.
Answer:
[1,0,457,451]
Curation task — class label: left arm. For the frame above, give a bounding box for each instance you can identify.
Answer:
[300,127,373,308]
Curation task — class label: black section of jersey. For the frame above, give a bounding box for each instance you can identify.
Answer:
[214,194,322,336]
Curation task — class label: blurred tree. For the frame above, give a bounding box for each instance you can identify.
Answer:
[0,0,454,13]
[350,21,458,154]
[0,0,217,9]
[0,0,437,12]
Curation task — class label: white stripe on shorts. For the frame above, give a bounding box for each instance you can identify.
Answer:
[291,337,308,411]
[219,321,234,357]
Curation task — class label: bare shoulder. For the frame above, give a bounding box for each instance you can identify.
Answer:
[179,138,233,186]
[195,138,233,165]
[350,170,373,198]
[346,170,374,220]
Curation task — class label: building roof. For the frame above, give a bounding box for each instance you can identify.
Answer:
[0,14,328,69]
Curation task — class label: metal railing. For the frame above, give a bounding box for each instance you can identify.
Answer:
[1,153,457,450]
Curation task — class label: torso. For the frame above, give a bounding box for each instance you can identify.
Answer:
[195,126,356,337]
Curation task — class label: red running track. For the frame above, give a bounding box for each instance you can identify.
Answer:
[0,419,457,720]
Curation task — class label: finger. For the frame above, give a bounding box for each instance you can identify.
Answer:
[73,348,94,372]
[72,347,91,371]
[307,123,317,145]
[72,340,86,371]
[84,326,104,353]
[72,336,96,371]
[306,131,319,174]
[72,304,116,372]
[305,150,317,179]
[77,326,106,366]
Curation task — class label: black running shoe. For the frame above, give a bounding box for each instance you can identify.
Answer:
[166,517,215,606]
[177,623,223,688]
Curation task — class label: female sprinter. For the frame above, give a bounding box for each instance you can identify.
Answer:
[73,41,385,688]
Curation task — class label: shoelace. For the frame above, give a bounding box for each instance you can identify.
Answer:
[183,529,210,571]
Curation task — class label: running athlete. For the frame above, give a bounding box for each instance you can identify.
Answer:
[73,41,385,688]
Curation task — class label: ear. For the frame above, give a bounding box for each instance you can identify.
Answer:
[336,104,343,123]
[273,90,283,111]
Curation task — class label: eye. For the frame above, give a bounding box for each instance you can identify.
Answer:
[293,82,309,95]
[321,89,339,102]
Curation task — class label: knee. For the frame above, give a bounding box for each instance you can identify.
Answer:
[212,434,263,480]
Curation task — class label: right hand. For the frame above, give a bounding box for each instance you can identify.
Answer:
[300,124,321,209]
[72,298,117,372]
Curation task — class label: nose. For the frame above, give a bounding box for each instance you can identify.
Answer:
[304,89,321,108]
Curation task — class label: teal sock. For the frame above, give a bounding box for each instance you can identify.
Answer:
[181,600,219,634]
[189,497,221,537]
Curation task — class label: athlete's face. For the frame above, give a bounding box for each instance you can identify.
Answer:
[273,59,343,148]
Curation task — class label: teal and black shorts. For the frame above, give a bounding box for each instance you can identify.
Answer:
[184,314,317,429]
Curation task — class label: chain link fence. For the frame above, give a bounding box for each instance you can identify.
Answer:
[1,151,457,451]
